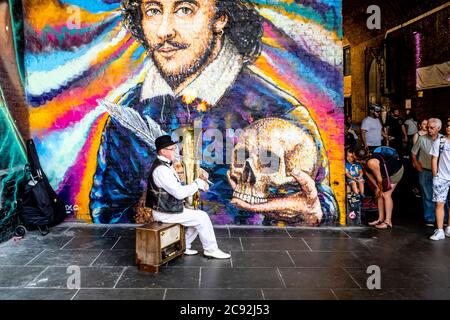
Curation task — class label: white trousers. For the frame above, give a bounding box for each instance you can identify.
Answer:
[152,208,218,251]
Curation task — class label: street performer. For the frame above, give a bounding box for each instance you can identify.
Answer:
[146,135,231,259]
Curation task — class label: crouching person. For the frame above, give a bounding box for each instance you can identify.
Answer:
[146,135,230,259]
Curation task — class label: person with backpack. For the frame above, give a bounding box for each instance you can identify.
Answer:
[354,146,404,229]
[411,118,445,227]
[429,120,450,241]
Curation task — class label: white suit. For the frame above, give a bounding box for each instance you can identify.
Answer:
[151,155,218,251]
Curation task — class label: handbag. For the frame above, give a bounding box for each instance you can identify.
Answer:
[378,156,392,192]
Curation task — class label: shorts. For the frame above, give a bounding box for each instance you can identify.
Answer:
[390,166,404,185]
[432,176,450,203]
[346,176,365,184]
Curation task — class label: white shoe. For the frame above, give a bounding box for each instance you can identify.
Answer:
[430,229,445,241]
[204,248,231,259]
[184,249,198,255]
[445,227,450,238]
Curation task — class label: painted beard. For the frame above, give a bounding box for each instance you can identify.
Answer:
[151,35,217,90]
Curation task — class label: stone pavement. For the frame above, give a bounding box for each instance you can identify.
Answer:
[0,222,449,300]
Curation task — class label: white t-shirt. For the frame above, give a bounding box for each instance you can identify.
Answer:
[361,116,383,147]
[404,119,418,136]
[430,137,450,180]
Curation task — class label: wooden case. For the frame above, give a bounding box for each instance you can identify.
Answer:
[135,222,185,273]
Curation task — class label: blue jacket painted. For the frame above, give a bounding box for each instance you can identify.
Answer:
[89,67,339,224]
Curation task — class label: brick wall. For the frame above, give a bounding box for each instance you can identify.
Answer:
[345,4,449,124]
[385,9,449,120]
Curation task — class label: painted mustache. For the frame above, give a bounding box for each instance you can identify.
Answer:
[153,40,189,51]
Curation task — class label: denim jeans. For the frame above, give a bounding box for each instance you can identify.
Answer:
[419,170,448,222]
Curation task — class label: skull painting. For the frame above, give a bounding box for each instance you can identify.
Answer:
[227,117,323,225]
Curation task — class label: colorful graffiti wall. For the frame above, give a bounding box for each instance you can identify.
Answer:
[19,0,344,225]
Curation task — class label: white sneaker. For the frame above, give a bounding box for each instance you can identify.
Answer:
[184,249,198,255]
[430,229,445,241]
[445,227,450,238]
[204,248,231,259]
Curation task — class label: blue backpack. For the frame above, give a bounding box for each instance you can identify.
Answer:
[372,146,400,161]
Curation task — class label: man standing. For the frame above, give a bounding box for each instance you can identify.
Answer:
[429,120,450,240]
[385,108,407,156]
[89,0,338,225]
[361,104,383,151]
[147,135,230,258]
[411,118,444,226]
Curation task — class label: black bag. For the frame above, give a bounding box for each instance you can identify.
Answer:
[21,176,52,235]
[19,140,67,235]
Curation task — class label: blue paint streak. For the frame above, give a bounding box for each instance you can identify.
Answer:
[60,0,120,13]
[251,0,340,32]
[25,17,120,73]
[26,39,131,106]
[131,45,146,61]
[263,45,341,106]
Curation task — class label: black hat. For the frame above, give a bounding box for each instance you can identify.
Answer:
[155,135,177,151]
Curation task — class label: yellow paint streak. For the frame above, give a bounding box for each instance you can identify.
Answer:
[25,0,114,31]
[261,37,284,50]
[74,112,110,221]
[196,101,208,112]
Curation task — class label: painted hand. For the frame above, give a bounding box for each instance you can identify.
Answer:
[228,170,323,225]
[198,168,209,181]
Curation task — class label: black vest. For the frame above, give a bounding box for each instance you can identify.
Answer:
[146,158,184,213]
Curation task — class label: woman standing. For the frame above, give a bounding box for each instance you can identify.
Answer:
[413,118,428,145]
[354,147,404,229]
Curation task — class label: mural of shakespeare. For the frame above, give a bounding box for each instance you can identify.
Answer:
[21,0,344,226]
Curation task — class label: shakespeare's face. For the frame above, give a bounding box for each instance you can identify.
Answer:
[141,0,227,86]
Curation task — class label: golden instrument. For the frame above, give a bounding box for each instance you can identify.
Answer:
[176,125,202,209]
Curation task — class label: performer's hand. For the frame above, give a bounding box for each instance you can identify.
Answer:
[195,178,209,192]
[173,161,186,183]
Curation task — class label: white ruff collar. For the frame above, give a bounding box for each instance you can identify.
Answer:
[140,37,243,106]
